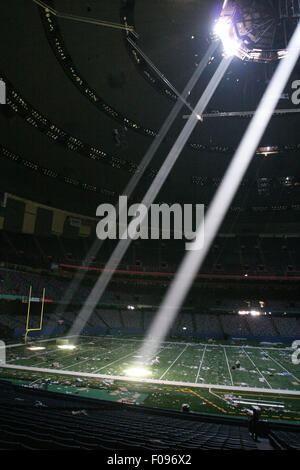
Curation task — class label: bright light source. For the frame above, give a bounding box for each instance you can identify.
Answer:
[124,366,151,377]
[238,310,261,316]
[27,346,46,351]
[57,344,76,350]
[214,18,239,57]
[250,310,260,316]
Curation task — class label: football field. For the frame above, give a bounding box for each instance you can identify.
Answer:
[1,335,300,422]
[2,335,300,392]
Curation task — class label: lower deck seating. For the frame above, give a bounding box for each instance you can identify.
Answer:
[246,316,277,337]
[194,314,222,337]
[0,381,257,450]
[269,430,300,450]
[220,315,250,337]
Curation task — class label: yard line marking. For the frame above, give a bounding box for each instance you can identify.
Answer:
[93,345,142,372]
[4,335,79,349]
[6,342,92,364]
[265,351,300,384]
[159,345,188,380]
[19,336,129,367]
[64,341,167,372]
[195,345,207,384]
[21,340,118,367]
[62,343,129,370]
[242,348,272,389]
[6,348,58,364]
[82,335,293,351]
[94,342,168,375]
[223,346,233,386]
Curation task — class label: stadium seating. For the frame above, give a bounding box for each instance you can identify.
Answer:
[121,309,143,333]
[0,380,258,450]
[194,314,223,339]
[1,231,300,275]
[171,313,195,335]
[246,316,278,337]
[220,314,250,337]
[269,430,300,450]
[1,264,300,342]
[273,317,300,338]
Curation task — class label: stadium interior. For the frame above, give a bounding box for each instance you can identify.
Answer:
[0,0,300,453]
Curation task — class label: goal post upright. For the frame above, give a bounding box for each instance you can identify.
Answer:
[24,286,46,344]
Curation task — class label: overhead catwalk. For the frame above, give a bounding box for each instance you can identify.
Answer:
[32,0,139,37]
[127,37,197,117]
[183,108,300,119]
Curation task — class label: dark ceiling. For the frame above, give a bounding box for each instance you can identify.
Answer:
[0,0,299,231]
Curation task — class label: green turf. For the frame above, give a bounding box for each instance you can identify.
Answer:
[1,335,300,423]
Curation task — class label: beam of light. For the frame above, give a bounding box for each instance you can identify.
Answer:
[57,42,218,320]
[124,366,152,378]
[27,346,46,351]
[32,0,139,38]
[69,55,232,339]
[139,22,300,361]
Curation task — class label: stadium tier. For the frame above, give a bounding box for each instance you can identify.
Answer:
[1,231,300,276]
[1,267,300,342]
[0,380,259,451]
[1,0,300,453]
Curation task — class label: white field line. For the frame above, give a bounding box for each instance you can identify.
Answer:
[195,345,207,384]
[6,337,107,364]
[265,351,300,384]
[4,335,80,349]
[1,363,300,395]
[159,345,189,380]
[209,387,228,403]
[93,343,168,375]
[29,377,44,386]
[242,348,272,389]
[8,333,292,353]
[82,335,294,352]
[14,339,117,367]
[61,343,131,370]
[8,337,135,370]
[223,346,233,386]
[93,345,144,373]
[7,348,63,365]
